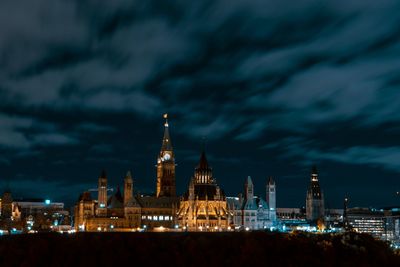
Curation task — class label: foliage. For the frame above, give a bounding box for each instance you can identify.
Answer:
[0,232,398,266]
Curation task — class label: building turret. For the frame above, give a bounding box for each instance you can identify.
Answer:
[1,190,13,220]
[343,197,349,230]
[124,171,133,206]
[97,170,107,217]
[266,177,276,221]
[306,165,325,222]
[194,150,214,184]
[245,176,254,200]
[156,114,176,197]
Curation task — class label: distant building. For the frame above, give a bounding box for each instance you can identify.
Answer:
[1,190,70,232]
[306,166,325,222]
[227,176,277,230]
[347,207,400,241]
[277,207,305,221]
[177,150,230,231]
[13,198,69,232]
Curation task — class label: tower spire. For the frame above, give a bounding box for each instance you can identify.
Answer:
[194,149,213,184]
[156,114,176,197]
[161,113,173,151]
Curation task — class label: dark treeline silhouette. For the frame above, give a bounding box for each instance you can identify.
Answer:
[0,232,398,267]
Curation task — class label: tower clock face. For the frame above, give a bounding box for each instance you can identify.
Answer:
[163,153,171,161]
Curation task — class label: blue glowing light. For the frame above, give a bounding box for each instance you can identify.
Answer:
[45,199,51,205]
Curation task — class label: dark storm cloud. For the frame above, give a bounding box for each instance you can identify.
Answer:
[1,0,400,206]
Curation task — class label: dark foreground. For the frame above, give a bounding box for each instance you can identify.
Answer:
[0,232,399,267]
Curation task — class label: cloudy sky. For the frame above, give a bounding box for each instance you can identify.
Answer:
[1,0,399,208]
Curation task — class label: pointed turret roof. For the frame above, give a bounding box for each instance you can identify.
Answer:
[161,114,173,151]
[125,170,132,180]
[245,176,253,186]
[268,176,275,184]
[197,150,210,170]
[108,186,124,208]
[100,169,107,179]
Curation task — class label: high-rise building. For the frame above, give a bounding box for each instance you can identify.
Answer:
[156,114,176,197]
[306,166,325,222]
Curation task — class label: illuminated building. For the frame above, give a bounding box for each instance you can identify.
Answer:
[347,207,400,242]
[177,150,230,231]
[74,171,142,232]
[228,176,277,230]
[97,170,107,217]
[13,199,70,232]
[1,190,70,232]
[156,114,176,197]
[306,166,325,222]
[140,114,179,229]
[266,177,277,221]
[74,115,179,231]
[74,191,95,230]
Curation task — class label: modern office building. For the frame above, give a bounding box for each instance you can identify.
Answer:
[347,207,400,241]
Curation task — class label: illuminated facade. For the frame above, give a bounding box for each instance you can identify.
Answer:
[156,114,176,197]
[1,190,70,233]
[228,176,277,230]
[74,171,142,232]
[74,115,179,231]
[306,166,325,222]
[347,207,400,241]
[177,150,230,231]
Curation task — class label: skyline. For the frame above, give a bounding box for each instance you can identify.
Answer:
[1,0,400,208]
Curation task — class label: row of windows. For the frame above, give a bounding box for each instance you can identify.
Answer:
[141,215,172,221]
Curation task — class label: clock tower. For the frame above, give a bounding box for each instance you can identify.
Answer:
[156,114,176,197]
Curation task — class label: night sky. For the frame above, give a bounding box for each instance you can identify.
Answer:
[0,0,399,209]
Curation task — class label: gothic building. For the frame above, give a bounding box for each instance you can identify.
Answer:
[156,114,176,197]
[228,176,277,230]
[306,166,325,222]
[74,115,179,232]
[74,171,142,232]
[177,150,230,231]
[139,114,179,229]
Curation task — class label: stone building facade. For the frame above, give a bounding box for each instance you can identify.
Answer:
[74,115,179,232]
[228,176,277,230]
[306,166,325,222]
[177,150,230,231]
